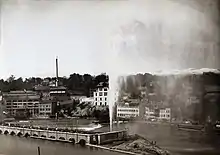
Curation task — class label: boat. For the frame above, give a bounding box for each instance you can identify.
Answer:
[177,121,205,131]
[178,120,220,134]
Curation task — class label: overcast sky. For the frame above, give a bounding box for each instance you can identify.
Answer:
[0,0,219,79]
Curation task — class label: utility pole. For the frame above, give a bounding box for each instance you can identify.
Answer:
[55,56,59,87]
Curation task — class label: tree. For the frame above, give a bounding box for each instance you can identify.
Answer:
[7,75,15,83]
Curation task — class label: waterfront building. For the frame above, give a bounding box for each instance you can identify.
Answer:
[159,108,171,121]
[145,107,156,120]
[2,90,40,117]
[116,102,139,119]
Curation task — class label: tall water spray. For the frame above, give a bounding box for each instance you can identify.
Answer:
[106,0,219,131]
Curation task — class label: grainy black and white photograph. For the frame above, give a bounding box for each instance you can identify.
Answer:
[0,0,220,155]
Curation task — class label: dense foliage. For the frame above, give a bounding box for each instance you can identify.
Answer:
[71,102,109,122]
[0,73,109,96]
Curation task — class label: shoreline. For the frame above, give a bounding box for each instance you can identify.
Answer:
[87,144,142,155]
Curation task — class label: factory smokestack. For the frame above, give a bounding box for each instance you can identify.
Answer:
[56,56,59,87]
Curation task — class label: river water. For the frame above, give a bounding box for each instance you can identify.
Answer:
[0,134,119,155]
[1,120,220,155]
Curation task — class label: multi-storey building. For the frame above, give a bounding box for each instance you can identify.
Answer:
[116,102,139,119]
[159,108,171,121]
[93,87,108,106]
[3,90,40,117]
[145,107,156,120]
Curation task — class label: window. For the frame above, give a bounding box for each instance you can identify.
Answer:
[105,102,107,106]
[104,92,107,96]
[100,98,102,101]
[95,102,97,106]
[105,98,107,101]
[99,92,102,96]
[99,88,102,91]
[104,88,108,91]
[95,98,97,101]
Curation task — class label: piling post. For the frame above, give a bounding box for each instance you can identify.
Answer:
[37,146,41,155]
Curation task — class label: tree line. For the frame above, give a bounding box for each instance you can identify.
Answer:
[0,73,109,96]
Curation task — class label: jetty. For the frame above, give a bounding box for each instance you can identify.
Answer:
[0,125,127,146]
[0,124,170,155]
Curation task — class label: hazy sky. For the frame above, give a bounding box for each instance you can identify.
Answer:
[0,0,219,79]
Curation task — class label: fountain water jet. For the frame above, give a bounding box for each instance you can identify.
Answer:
[106,0,220,131]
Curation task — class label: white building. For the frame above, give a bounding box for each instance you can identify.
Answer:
[93,87,108,106]
[159,108,171,121]
[117,103,139,118]
[145,107,155,120]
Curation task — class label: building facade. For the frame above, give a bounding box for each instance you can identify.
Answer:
[117,103,139,119]
[3,91,40,117]
[159,108,171,121]
[39,100,53,117]
[93,87,108,106]
[145,107,156,120]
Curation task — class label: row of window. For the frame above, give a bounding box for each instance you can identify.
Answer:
[98,88,108,91]
[160,110,170,114]
[50,91,66,94]
[146,108,170,112]
[39,105,51,108]
[94,92,108,96]
[160,114,170,118]
[95,97,107,101]
[6,99,39,102]
[117,109,139,112]
[39,108,51,111]
[117,114,138,117]
[94,102,107,106]
[6,106,38,109]
[6,102,38,106]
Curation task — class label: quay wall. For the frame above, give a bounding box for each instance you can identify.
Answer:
[0,125,127,145]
